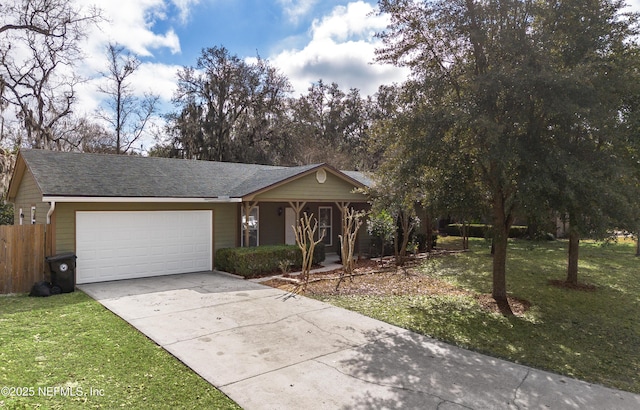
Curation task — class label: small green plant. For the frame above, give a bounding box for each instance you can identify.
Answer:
[367,209,395,257]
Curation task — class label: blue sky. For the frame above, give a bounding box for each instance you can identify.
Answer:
[79,0,640,111]
[74,0,640,150]
[77,0,409,117]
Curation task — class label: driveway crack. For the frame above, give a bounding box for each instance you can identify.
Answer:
[295,313,366,347]
[311,359,475,410]
[512,369,530,410]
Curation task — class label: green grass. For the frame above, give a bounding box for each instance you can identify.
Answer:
[0,291,240,409]
[314,236,640,393]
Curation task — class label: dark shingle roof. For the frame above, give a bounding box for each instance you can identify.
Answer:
[19,149,364,199]
[340,170,373,188]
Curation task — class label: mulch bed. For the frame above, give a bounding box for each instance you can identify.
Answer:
[261,257,532,316]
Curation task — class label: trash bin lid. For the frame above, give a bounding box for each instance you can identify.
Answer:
[45,252,77,262]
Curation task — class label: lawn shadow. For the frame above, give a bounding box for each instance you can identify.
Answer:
[327,328,624,410]
[0,290,91,315]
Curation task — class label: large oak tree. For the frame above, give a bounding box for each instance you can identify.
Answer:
[375,0,640,311]
[165,46,292,163]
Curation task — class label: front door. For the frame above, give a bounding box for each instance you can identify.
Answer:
[285,207,296,245]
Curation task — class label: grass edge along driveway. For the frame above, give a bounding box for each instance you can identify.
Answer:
[0,291,240,409]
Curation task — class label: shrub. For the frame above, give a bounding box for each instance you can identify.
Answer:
[0,200,13,225]
[445,224,527,238]
[215,244,325,278]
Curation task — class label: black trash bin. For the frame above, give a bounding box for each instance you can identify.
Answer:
[45,253,77,293]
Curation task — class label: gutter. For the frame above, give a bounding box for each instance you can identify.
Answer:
[46,201,55,224]
[41,196,243,203]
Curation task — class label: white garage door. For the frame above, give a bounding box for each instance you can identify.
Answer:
[76,211,212,284]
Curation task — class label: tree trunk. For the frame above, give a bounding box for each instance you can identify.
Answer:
[566,227,580,285]
[462,221,469,250]
[396,211,412,266]
[491,195,513,315]
[426,211,433,252]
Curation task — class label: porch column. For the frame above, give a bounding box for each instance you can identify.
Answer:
[288,201,307,225]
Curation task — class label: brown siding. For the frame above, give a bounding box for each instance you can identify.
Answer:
[257,202,283,246]
[245,202,372,255]
[54,202,237,254]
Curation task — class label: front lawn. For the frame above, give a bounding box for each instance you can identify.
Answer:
[0,291,240,409]
[302,237,640,394]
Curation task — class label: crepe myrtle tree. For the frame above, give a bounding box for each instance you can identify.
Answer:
[293,212,324,294]
[336,206,366,291]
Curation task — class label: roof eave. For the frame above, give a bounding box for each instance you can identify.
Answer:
[6,151,27,203]
[41,196,243,203]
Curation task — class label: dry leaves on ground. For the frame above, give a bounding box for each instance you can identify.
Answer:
[261,258,530,316]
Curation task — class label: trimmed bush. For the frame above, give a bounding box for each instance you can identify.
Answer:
[215,244,325,278]
[445,224,527,238]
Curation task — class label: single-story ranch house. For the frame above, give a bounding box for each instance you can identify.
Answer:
[7,149,371,284]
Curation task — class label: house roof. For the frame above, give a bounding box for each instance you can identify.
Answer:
[9,149,370,202]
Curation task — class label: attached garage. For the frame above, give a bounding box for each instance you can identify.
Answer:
[75,210,213,284]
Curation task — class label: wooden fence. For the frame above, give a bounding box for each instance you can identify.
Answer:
[0,224,52,294]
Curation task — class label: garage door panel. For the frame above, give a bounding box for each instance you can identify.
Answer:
[76,211,212,284]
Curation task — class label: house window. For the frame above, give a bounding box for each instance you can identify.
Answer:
[19,208,24,225]
[319,206,332,246]
[30,206,36,224]
[241,206,259,247]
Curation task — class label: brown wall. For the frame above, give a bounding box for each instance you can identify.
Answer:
[241,202,371,256]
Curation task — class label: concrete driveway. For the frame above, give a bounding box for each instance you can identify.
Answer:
[79,272,640,410]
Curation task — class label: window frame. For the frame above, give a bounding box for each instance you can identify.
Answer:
[318,206,333,246]
[241,206,259,247]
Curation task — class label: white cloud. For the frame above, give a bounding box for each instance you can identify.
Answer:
[310,1,386,42]
[271,1,408,95]
[72,1,190,116]
[84,0,181,59]
[627,0,640,11]
[132,62,181,102]
[278,0,318,24]
[171,0,201,24]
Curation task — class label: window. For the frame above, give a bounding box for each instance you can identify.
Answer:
[319,206,332,246]
[30,206,36,224]
[19,208,24,225]
[241,206,259,247]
